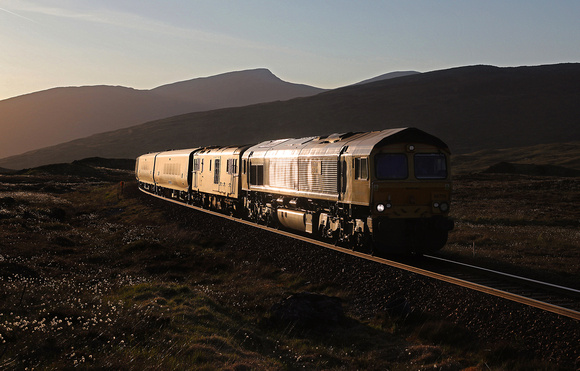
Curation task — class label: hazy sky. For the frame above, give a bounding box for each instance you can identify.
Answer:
[1,0,579,100]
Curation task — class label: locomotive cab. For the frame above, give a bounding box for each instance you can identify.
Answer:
[369,139,453,254]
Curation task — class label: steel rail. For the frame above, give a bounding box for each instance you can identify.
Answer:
[140,189,580,321]
[424,254,580,296]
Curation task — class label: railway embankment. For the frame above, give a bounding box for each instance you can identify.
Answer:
[0,170,578,369]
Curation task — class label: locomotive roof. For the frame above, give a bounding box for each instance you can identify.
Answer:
[347,127,449,155]
[195,145,252,156]
[156,148,201,157]
[244,127,449,158]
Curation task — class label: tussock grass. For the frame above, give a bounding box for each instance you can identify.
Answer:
[445,174,580,289]
[0,176,573,369]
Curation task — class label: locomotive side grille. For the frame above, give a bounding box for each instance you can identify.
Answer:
[299,158,338,195]
[322,160,338,194]
[269,158,299,190]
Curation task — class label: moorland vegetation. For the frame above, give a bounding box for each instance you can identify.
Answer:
[0,158,578,369]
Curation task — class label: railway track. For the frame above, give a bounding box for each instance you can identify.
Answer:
[141,189,580,321]
[413,254,580,319]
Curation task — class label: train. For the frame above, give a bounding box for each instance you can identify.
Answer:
[135,128,454,255]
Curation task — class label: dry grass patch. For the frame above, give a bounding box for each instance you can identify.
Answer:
[1,176,573,369]
[445,174,580,288]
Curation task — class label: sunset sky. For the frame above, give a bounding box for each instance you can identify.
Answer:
[1,0,579,100]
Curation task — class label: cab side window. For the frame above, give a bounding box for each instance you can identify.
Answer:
[250,164,264,185]
[354,157,368,180]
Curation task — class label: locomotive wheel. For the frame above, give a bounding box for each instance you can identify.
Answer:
[355,233,374,255]
[346,229,370,254]
[265,213,274,227]
[353,231,364,251]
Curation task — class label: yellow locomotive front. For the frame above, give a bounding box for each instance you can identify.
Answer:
[367,136,453,254]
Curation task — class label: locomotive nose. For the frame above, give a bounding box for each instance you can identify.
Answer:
[372,183,451,218]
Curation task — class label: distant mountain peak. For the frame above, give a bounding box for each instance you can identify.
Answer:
[354,71,420,85]
[242,68,283,81]
[222,67,276,77]
[149,68,324,109]
[152,68,283,92]
[0,68,325,162]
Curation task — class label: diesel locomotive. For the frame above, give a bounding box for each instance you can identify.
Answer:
[135,128,453,255]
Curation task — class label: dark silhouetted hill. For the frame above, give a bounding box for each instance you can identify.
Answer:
[483,162,580,177]
[72,157,136,171]
[18,163,106,177]
[0,167,16,174]
[452,141,580,174]
[0,69,325,159]
[16,157,135,180]
[1,63,579,169]
[353,71,420,85]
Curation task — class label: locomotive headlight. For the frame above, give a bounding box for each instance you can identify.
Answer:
[376,204,385,212]
[433,202,449,212]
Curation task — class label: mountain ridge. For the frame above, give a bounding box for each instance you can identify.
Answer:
[0,69,325,159]
[150,68,325,108]
[353,71,420,85]
[1,63,578,169]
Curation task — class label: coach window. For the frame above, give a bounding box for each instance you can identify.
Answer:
[214,159,221,184]
[227,159,238,174]
[354,157,368,180]
[375,154,408,180]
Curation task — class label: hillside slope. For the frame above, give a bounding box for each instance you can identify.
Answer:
[152,68,324,107]
[1,63,579,169]
[0,69,325,159]
[452,141,580,174]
